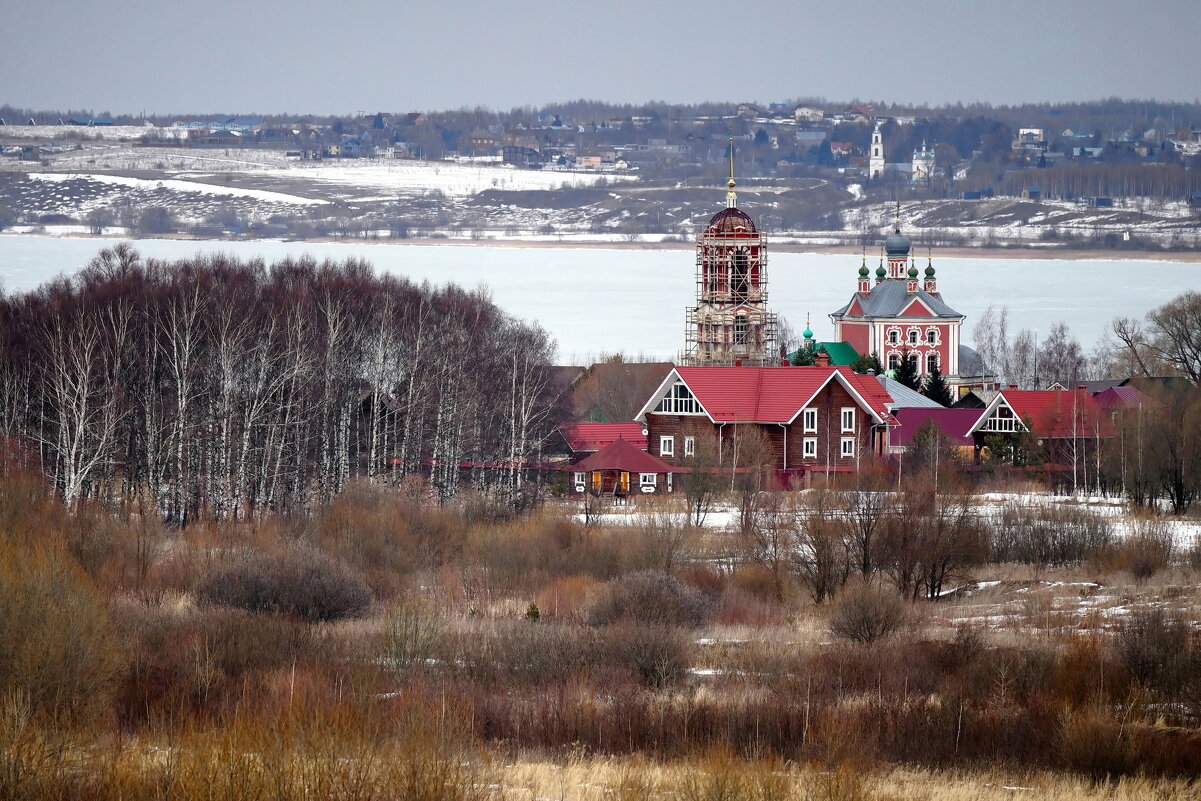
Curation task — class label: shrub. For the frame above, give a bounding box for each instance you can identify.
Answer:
[197,546,372,622]
[1115,607,1192,693]
[0,543,121,722]
[602,623,691,688]
[587,570,713,628]
[987,503,1113,567]
[381,600,445,670]
[827,581,906,644]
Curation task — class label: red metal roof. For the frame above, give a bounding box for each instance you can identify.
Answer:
[999,389,1114,439]
[572,437,678,474]
[1093,386,1151,411]
[670,366,896,425]
[559,422,647,452]
[890,408,980,448]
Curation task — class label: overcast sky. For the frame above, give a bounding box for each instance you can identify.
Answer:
[3,0,1197,116]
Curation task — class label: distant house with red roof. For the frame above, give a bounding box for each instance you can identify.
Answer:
[889,408,979,456]
[635,365,896,485]
[968,388,1114,468]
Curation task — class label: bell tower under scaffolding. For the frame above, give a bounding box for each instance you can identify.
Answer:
[681,143,778,366]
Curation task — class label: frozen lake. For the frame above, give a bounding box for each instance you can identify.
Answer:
[2,234,1198,364]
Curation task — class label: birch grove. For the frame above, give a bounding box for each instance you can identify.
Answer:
[0,245,563,519]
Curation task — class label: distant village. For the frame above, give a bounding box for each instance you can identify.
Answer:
[552,174,1193,503]
[4,99,1201,204]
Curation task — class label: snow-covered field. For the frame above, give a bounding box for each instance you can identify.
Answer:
[27,171,328,205]
[1,237,1198,363]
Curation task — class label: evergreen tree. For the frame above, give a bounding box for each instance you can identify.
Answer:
[894,349,921,391]
[790,343,817,366]
[922,363,954,406]
[850,352,884,375]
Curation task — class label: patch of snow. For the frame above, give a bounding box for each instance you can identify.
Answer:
[27,172,328,206]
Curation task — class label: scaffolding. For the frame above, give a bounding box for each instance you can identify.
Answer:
[682,228,779,366]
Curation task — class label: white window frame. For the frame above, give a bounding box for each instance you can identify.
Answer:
[640,472,657,486]
[841,437,855,457]
[683,435,695,457]
[802,408,817,433]
[926,327,938,345]
[888,328,900,345]
[841,407,855,432]
[573,472,585,486]
[908,328,919,345]
[659,435,674,456]
[802,437,817,458]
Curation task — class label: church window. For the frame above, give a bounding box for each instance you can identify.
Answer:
[888,329,900,345]
[655,382,703,414]
[734,316,748,345]
[731,247,749,301]
[926,353,939,373]
[888,353,900,371]
[908,329,919,345]
[926,328,937,344]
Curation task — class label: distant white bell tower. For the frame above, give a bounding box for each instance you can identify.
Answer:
[869,121,885,180]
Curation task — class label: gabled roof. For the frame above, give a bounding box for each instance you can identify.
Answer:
[1093,386,1151,412]
[891,408,980,448]
[638,366,896,427]
[876,374,944,409]
[559,422,647,452]
[573,437,677,474]
[971,389,1114,439]
[831,279,962,320]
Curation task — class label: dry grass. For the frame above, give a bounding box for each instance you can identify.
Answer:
[497,756,1201,801]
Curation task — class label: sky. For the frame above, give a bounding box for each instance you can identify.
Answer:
[2,0,1197,116]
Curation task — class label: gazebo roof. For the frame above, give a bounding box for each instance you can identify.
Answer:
[573,437,678,474]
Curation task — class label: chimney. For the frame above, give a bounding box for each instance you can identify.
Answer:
[815,351,830,367]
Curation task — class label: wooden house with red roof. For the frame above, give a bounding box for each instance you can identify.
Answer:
[635,365,896,485]
[569,437,677,498]
[967,388,1114,466]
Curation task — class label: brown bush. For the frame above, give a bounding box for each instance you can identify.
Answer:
[311,481,465,596]
[827,581,907,644]
[602,623,692,688]
[0,543,122,722]
[587,570,714,628]
[197,545,372,622]
[1115,607,1193,693]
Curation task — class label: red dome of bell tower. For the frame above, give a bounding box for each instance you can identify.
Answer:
[682,142,778,366]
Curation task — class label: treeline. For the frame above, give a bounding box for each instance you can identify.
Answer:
[986,162,1201,200]
[0,244,561,523]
